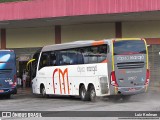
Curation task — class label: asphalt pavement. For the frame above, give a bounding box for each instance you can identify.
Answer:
[0,86,160,120]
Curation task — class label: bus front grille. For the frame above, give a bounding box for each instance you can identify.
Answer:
[116,62,145,69]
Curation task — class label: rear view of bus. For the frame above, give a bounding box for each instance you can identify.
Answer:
[0,50,17,98]
[110,39,149,96]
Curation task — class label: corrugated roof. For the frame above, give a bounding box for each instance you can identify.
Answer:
[0,0,160,21]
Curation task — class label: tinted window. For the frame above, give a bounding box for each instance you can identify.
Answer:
[0,52,16,70]
[39,52,50,70]
[57,51,71,65]
[114,40,146,55]
[38,44,108,67]
[50,52,57,66]
[32,52,40,78]
[0,52,15,63]
[56,49,84,66]
[81,45,108,64]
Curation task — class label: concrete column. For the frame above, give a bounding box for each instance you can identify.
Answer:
[1,29,6,49]
[115,22,122,38]
[55,25,61,44]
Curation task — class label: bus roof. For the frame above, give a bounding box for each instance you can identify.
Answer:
[42,40,96,52]
[42,38,142,52]
[0,50,14,52]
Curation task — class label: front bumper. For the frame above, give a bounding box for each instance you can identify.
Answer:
[114,85,148,95]
[0,87,17,95]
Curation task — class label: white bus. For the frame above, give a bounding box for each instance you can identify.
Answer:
[31,38,149,101]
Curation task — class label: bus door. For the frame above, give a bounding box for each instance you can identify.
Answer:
[46,51,58,95]
[112,40,149,89]
[31,52,40,93]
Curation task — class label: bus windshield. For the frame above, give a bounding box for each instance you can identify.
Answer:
[0,52,15,63]
[114,40,146,55]
[0,51,15,70]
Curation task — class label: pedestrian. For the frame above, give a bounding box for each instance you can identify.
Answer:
[17,76,22,87]
[22,70,27,88]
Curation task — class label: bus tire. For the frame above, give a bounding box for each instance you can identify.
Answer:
[89,86,96,102]
[80,85,89,101]
[41,86,48,98]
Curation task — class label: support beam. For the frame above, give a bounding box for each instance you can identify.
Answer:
[55,25,61,44]
[115,22,122,38]
[1,29,6,49]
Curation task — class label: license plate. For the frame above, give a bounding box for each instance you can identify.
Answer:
[0,90,4,93]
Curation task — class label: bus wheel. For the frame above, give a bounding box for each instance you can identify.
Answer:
[80,85,88,101]
[89,86,96,102]
[41,86,48,98]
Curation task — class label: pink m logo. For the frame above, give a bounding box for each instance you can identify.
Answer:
[52,68,70,94]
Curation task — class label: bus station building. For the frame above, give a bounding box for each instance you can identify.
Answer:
[0,0,160,86]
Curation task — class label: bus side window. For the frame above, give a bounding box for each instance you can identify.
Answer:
[79,47,89,64]
[97,45,108,63]
[56,52,65,66]
[80,45,108,64]
[82,46,98,64]
[77,53,84,64]
[75,49,82,64]
[39,52,50,70]
[50,52,56,66]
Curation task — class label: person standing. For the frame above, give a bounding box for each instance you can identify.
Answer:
[17,76,22,87]
[22,71,27,88]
